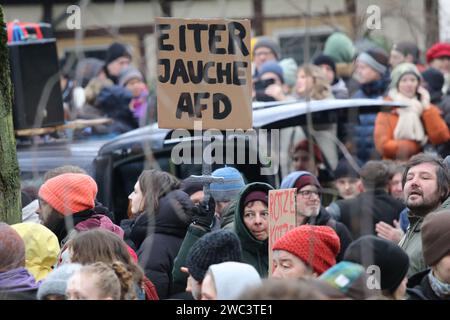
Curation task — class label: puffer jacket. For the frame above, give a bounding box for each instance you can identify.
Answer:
[374,98,450,160]
[123,190,194,299]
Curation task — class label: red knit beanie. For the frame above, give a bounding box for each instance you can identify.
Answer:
[273,225,340,275]
[294,173,322,191]
[244,191,268,207]
[38,173,98,216]
[426,42,450,63]
[293,139,324,164]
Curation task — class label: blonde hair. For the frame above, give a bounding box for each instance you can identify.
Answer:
[79,261,136,300]
[297,64,333,100]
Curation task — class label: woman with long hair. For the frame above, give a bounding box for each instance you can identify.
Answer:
[121,169,194,299]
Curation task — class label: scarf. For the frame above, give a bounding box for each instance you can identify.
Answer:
[428,271,450,298]
[130,87,149,120]
[0,267,40,293]
[360,73,390,98]
[388,89,427,144]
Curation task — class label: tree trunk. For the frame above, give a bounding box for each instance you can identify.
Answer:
[0,6,22,224]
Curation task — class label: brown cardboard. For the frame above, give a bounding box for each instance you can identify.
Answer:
[156,17,252,130]
[268,188,297,276]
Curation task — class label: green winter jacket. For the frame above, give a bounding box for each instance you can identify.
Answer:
[171,182,273,287]
[171,201,236,289]
[232,182,274,278]
[399,214,426,278]
[172,224,207,290]
[440,195,450,209]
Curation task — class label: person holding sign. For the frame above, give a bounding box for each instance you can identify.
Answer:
[156,18,252,130]
[272,225,340,278]
[280,171,353,261]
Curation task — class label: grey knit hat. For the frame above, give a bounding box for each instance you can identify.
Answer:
[37,263,82,300]
[356,48,389,75]
[186,230,242,282]
[118,66,143,87]
[253,36,281,60]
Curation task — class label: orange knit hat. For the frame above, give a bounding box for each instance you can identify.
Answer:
[38,173,98,216]
[273,225,340,275]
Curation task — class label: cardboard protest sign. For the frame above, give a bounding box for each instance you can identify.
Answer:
[268,188,297,275]
[156,17,252,130]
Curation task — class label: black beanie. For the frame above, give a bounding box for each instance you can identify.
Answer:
[422,68,444,103]
[180,177,204,197]
[344,235,409,293]
[186,229,242,282]
[105,42,131,65]
[392,42,420,63]
[313,54,337,75]
[334,158,361,180]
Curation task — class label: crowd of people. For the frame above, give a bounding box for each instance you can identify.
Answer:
[2,150,450,300]
[61,42,157,136]
[2,33,450,300]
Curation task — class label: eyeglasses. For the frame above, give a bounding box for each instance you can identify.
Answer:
[254,50,274,57]
[297,190,321,199]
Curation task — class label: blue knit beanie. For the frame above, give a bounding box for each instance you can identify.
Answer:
[210,167,245,202]
[258,61,284,83]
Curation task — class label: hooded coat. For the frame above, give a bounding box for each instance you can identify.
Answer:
[125,190,194,299]
[280,171,353,261]
[406,269,450,300]
[232,182,274,278]
[207,262,262,299]
[11,223,60,282]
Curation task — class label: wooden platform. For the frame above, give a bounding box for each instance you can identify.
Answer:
[15,118,112,137]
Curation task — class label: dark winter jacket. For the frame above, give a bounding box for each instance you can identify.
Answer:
[280,171,352,261]
[407,269,450,300]
[436,92,450,157]
[123,190,193,299]
[96,85,138,133]
[343,73,390,162]
[171,224,208,291]
[352,73,390,99]
[312,207,353,261]
[233,182,274,278]
[334,189,405,239]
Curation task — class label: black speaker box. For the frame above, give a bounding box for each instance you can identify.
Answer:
[8,39,64,130]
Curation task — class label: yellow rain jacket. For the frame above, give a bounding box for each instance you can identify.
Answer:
[11,222,60,282]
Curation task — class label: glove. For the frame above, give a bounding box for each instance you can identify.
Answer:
[191,196,216,230]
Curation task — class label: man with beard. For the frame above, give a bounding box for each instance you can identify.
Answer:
[280,171,352,261]
[399,153,450,277]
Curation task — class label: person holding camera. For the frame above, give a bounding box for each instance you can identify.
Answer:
[374,62,450,160]
[252,60,290,102]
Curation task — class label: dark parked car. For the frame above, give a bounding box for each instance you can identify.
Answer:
[17,99,404,222]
